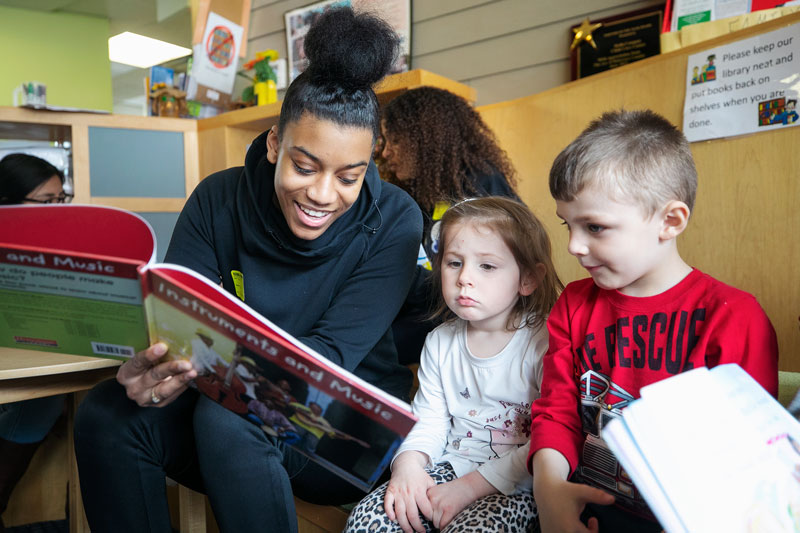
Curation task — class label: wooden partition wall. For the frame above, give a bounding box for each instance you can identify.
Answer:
[478,13,800,371]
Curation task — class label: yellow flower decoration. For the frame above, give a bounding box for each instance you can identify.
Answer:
[256,49,279,62]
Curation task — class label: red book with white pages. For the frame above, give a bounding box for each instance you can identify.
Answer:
[0,204,416,490]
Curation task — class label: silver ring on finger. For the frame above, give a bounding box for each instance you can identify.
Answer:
[151,386,163,405]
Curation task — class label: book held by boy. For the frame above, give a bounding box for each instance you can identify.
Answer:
[603,363,800,532]
[0,204,416,491]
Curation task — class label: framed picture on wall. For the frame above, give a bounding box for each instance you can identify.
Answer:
[284,0,411,84]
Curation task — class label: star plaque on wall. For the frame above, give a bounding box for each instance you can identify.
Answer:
[571,18,603,50]
[570,6,666,80]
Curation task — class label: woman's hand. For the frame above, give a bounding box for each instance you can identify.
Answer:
[116,342,197,408]
[384,451,435,533]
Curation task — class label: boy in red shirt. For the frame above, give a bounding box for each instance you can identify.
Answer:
[529,110,778,532]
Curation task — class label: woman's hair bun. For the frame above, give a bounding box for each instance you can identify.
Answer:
[304,7,398,91]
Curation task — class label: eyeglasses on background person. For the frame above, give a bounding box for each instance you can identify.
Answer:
[22,192,74,204]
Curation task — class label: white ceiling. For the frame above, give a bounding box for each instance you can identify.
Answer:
[0,0,193,115]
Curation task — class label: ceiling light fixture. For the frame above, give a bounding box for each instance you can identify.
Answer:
[108,32,191,69]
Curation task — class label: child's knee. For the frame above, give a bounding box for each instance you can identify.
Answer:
[345,483,392,532]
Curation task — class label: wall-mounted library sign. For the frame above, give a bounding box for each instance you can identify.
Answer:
[683,22,800,142]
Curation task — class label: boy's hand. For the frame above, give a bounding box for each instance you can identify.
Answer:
[536,476,614,533]
[533,448,615,533]
[384,452,435,533]
[427,470,496,529]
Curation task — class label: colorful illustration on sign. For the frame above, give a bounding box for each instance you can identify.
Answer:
[704,54,716,81]
[691,54,717,85]
[206,25,235,69]
[768,98,798,125]
[759,97,787,126]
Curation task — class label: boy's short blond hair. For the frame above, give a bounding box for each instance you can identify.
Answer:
[549,109,697,216]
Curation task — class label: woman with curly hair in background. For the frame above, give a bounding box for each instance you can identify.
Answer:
[379,86,520,365]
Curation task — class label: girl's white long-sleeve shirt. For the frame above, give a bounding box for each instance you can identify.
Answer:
[394,317,548,494]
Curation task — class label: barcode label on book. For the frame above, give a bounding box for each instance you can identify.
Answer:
[91,341,135,358]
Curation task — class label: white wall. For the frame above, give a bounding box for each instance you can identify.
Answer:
[245,0,665,105]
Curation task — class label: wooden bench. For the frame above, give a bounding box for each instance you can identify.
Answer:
[173,485,349,533]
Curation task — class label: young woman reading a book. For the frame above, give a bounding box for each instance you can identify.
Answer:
[74,8,422,533]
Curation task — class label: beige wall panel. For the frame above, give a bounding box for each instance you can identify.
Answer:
[249,0,313,39]
[414,1,667,81]
[414,22,568,81]
[466,61,573,106]
[245,0,665,106]
[479,13,800,369]
[247,31,288,59]
[413,0,663,56]
[412,0,491,22]
[253,0,282,9]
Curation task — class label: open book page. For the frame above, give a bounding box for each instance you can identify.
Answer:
[141,263,416,491]
[605,364,800,532]
[602,411,685,532]
[0,205,155,358]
